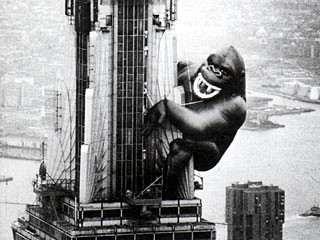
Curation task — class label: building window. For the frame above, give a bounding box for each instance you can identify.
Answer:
[175,232,192,240]
[193,231,211,240]
[155,233,173,240]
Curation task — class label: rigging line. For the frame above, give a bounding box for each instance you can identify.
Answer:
[52,70,74,176]
[165,32,176,141]
[156,31,179,146]
[165,34,176,144]
[95,56,114,158]
[51,88,77,180]
[53,87,76,181]
[161,30,174,101]
[66,87,74,185]
[55,163,73,184]
[93,86,112,184]
[50,51,77,178]
[93,106,110,171]
[49,26,76,178]
[49,28,76,178]
[153,30,166,102]
[47,128,57,175]
[50,103,76,179]
[93,41,111,170]
[54,126,77,181]
[52,136,69,182]
[84,34,104,199]
[55,138,77,185]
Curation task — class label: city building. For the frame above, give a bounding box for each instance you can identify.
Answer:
[226,181,285,240]
[12,1,216,239]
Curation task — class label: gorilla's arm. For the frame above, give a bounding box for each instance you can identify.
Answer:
[142,97,246,139]
[164,99,229,139]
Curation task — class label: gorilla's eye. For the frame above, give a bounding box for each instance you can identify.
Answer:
[220,69,227,76]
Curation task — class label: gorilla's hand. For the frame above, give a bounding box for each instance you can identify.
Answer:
[142,100,166,136]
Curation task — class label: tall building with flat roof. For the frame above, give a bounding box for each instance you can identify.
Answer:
[226,181,285,240]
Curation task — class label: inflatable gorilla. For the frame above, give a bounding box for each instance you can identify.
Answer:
[143,46,246,188]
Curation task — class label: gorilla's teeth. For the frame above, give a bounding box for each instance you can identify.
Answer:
[211,85,221,91]
[193,73,221,99]
[200,74,221,91]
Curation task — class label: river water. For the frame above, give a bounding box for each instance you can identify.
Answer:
[197,91,320,240]
[1,92,319,240]
[1,1,319,239]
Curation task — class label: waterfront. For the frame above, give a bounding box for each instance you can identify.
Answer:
[1,92,319,240]
[198,92,320,240]
[1,0,320,239]
[0,158,38,240]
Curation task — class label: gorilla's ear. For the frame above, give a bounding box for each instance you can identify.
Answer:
[240,70,245,78]
[177,61,189,74]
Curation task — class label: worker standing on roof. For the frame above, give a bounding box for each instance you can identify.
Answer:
[39,160,46,183]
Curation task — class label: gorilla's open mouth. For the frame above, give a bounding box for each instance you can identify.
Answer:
[193,73,221,99]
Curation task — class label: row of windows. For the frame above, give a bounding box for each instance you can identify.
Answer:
[75,231,212,240]
[118,0,148,5]
[118,2,148,20]
[115,0,148,197]
[117,98,144,113]
[117,73,145,83]
[117,89,144,98]
[116,160,144,175]
[117,66,146,76]
[116,130,143,145]
[28,214,69,240]
[79,206,199,221]
[116,144,143,155]
[119,21,148,37]
[118,50,145,66]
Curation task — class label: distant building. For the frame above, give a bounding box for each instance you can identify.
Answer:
[226,181,285,240]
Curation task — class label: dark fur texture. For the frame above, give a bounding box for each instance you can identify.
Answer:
[143,46,246,175]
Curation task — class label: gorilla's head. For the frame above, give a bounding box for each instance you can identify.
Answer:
[192,46,246,100]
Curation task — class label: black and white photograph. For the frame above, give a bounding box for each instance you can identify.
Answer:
[0,1,319,239]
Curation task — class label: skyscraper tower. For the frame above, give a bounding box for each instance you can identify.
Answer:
[226,181,285,240]
[12,1,216,239]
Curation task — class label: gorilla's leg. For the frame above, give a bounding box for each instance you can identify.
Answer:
[163,138,221,199]
[166,139,192,177]
[182,139,221,171]
[166,138,221,172]
[163,139,191,199]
